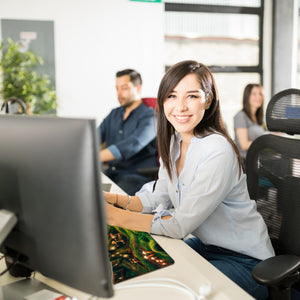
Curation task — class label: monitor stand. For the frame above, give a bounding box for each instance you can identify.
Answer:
[0,278,66,299]
[0,210,66,299]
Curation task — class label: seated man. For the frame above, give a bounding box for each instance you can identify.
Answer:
[99,69,158,195]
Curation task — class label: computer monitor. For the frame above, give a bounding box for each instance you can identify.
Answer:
[0,115,114,298]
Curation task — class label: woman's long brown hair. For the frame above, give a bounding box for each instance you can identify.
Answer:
[242,83,264,125]
[156,60,243,179]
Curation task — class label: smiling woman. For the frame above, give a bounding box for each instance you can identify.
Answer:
[104,60,275,300]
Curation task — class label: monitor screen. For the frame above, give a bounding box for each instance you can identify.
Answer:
[0,115,114,298]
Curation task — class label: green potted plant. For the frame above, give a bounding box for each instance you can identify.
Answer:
[0,38,56,115]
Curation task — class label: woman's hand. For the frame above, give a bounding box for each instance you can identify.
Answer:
[105,202,119,226]
[103,191,116,205]
[105,201,153,232]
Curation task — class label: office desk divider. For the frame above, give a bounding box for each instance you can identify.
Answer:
[107,225,174,284]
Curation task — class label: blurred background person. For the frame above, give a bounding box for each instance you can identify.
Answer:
[99,69,158,195]
[234,83,266,165]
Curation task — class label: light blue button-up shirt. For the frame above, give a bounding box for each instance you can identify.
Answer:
[137,133,274,260]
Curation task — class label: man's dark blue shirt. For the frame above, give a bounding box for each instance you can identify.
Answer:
[99,103,158,180]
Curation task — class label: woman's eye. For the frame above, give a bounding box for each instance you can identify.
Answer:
[188,94,200,100]
[167,94,176,99]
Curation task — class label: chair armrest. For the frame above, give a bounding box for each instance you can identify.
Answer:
[252,255,300,286]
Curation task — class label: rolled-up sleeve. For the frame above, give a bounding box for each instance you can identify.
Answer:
[107,145,122,160]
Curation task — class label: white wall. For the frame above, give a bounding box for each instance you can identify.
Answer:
[263,0,273,106]
[0,0,165,124]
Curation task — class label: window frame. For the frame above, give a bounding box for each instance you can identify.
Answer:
[164,1,264,83]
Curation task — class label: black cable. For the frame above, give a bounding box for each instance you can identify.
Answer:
[0,254,20,276]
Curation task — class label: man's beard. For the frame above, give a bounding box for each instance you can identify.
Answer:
[121,99,135,108]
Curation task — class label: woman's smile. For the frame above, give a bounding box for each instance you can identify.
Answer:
[172,114,192,123]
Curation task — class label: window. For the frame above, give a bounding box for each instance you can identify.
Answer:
[298,0,300,87]
[164,0,264,137]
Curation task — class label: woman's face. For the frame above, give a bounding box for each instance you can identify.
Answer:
[249,86,264,110]
[163,73,210,139]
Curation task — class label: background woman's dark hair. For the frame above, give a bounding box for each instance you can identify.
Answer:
[242,83,264,125]
[156,60,243,179]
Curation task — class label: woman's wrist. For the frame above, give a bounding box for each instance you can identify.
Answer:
[124,196,132,210]
[110,193,133,210]
[103,192,117,205]
[115,194,119,206]
[105,193,142,212]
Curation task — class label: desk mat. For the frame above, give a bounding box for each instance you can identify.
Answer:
[107,225,175,284]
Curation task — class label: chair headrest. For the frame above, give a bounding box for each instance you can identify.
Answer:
[266,88,300,135]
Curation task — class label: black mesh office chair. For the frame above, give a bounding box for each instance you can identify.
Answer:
[245,88,300,300]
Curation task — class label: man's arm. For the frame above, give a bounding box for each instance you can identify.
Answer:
[99,106,156,162]
[99,113,120,162]
[112,112,156,160]
[100,148,115,162]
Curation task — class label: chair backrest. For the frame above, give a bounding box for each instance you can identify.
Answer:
[266,88,300,135]
[246,89,300,256]
[142,97,158,111]
[0,97,27,115]
[139,97,159,180]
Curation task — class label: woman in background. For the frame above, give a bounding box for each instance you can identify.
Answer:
[234,83,266,163]
[105,61,274,300]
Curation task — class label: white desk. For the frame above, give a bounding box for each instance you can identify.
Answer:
[0,174,254,300]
